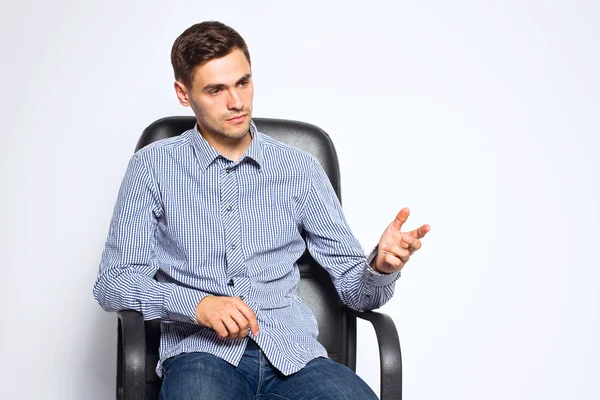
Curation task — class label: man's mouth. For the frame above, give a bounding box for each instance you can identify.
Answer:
[226,114,247,123]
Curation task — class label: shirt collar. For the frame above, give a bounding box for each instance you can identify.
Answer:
[191,119,263,171]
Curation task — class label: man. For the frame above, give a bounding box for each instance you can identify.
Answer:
[94,21,430,399]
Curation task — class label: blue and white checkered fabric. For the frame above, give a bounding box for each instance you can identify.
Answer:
[93,121,400,377]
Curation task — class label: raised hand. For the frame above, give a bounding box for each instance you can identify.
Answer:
[373,207,430,274]
[195,296,260,339]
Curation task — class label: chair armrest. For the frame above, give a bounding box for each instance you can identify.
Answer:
[347,309,402,400]
[117,310,147,400]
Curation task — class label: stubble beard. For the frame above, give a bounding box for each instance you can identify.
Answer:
[193,101,252,140]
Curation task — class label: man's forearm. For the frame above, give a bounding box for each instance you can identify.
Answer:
[93,268,208,324]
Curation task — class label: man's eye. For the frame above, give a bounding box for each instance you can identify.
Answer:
[209,89,221,95]
[239,80,248,87]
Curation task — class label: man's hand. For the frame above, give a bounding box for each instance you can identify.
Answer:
[195,296,260,339]
[373,207,430,274]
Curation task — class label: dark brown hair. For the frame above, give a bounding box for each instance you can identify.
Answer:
[171,21,251,88]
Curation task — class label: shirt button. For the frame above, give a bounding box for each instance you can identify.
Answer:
[227,279,234,287]
[231,244,236,250]
[226,168,232,173]
[226,205,232,212]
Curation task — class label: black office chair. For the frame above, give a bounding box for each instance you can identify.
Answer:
[116,117,403,400]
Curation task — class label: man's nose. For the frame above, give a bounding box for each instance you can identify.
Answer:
[227,89,244,110]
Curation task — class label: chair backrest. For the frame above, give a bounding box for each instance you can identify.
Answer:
[138,117,358,394]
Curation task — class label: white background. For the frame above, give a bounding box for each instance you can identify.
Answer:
[1,0,598,399]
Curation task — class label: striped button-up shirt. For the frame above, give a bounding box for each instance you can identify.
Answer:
[93,121,400,377]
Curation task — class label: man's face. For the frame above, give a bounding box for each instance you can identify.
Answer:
[175,49,254,141]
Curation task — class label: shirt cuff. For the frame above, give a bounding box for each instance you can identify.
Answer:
[365,246,401,286]
[164,285,208,324]
[363,265,401,286]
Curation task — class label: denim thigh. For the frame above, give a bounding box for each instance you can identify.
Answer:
[259,357,379,400]
[159,351,255,400]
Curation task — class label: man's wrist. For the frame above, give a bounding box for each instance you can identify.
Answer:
[367,245,383,273]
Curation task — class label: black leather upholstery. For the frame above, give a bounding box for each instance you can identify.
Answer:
[116,117,402,400]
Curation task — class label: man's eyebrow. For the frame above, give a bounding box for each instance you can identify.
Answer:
[203,74,252,92]
[237,73,252,83]
[203,83,226,92]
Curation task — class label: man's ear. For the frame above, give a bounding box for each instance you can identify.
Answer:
[174,81,191,107]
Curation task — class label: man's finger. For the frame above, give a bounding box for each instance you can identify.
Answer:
[410,224,431,239]
[382,242,411,260]
[230,309,250,338]
[212,320,229,339]
[236,300,260,336]
[384,253,405,269]
[391,208,410,231]
[222,316,240,339]
[402,234,421,253]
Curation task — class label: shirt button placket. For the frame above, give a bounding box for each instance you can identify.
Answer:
[220,163,243,291]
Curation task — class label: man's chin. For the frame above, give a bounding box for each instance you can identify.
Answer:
[224,122,251,139]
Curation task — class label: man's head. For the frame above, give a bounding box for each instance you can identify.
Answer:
[171,21,253,144]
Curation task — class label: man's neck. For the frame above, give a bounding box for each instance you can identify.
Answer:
[200,130,252,162]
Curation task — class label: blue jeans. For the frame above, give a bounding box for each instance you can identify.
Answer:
[159,339,378,400]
